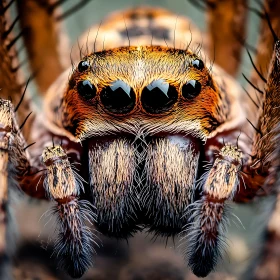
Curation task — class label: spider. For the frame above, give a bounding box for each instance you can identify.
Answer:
[1,0,280,279]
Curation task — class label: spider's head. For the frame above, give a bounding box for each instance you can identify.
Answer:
[44,46,245,238]
[47,46,239,142]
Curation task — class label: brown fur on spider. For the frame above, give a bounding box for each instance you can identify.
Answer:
[1,1,280,279]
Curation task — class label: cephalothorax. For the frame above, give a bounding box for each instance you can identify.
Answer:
[1,1,280,279]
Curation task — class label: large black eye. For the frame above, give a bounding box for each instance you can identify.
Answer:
[182,80,201,99]
[192,59,204,70]
[78,60,90,72]
[100,80,136,114]
[77,80,96,100]
[141,79,178,114]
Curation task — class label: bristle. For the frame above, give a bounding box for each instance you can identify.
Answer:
[143,136,199,237]
[53,199,97,278]
[18,111,32,131]
[7,30,24,50]
[242,73,264,94]
[183,143,242,277]
[246,49,267,83]
[42,145,97,277]
[185,199,227,278]
[88,138,140,238]
[264,11,279,43]
[2,14,19,39]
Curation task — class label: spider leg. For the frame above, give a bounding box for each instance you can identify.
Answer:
[185,143,242,277]
[0,100,17,280]
[15,0,68,93]
[206,0,248,77]
[249,0,280,94]
[244,40,280,195]
[0,99,46,199]
[185,12,280,278]
[247,39,280,279]
[0,98,97,278]
[42,145,97,278]
[0,0,33,137]
[246,0,280,123]
[15,0,91,94]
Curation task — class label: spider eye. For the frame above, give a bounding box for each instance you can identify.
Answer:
[100,80,136,114]
[192,59,204,70]
[77,80,96,100]
[141,79,178,114]
[78,60,90,72]
[182,80,201,99]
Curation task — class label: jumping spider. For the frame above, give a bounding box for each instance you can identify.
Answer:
[1,0,280,279]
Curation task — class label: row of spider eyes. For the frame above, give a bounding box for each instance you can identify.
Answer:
[74,58,204,114]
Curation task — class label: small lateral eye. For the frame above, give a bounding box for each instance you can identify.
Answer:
[192,59,204,70]
[182,80,201,99]
[78,60,90,72]
[77,80,96,100]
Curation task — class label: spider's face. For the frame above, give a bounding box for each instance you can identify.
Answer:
[43,44,246,239]
[51,46,231,141]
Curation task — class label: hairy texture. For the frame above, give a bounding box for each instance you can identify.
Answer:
[0,100,13,130]
[253,0,280,76]
[144,136,199,236]
[89,138,139,238]
[0,100,46,199]
[245,0,280,123]
[186,199,227,278]
[53,199,96,279]
[0,99,19,279]
[0,133,10,278]
[0,99,29,179]
[42,144,97,278]
[252,41,280,279]
[249,41,280,191]
[185,143,242,277]
[40,6,249,278]
[45,45,245,144]
[204,144,242,200]
[88,135,201,238]
[42,145,82,200]
[0,0,32,137]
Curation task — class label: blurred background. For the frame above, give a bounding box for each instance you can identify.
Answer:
[7,0,276,279]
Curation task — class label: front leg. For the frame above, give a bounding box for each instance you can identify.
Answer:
[186,143,243,277]
[249,40,280,191]
[185,39,280,278]
[0,99,17,280]
[42,145,97,278]
[0,99,97,278]
[249,41,280,279]
[0,99,46,199]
